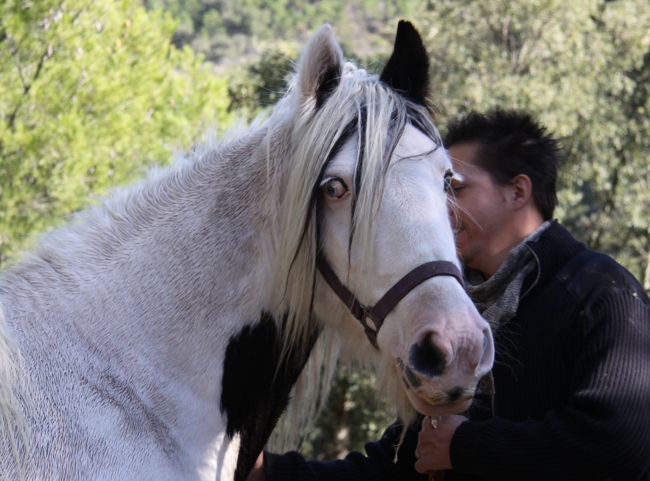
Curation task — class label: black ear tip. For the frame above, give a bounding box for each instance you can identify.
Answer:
[380,20,431,106]
[394,20,427,59]
[396,20,418,36]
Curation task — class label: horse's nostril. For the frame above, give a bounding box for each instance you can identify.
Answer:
[408,335,446,378]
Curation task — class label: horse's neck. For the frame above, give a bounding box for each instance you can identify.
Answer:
[4,125,285,404]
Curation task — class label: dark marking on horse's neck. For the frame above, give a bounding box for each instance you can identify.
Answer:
[220,312,319,481]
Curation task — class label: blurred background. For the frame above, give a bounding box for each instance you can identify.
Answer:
[1,0,649,460]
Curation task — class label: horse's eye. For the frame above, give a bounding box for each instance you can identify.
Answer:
[322,177,348,199]
[444,170,453,193]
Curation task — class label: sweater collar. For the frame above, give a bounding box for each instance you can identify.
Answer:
[464,221,550,331]
[523,220,587,291]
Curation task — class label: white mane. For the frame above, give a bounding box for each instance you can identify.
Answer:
[270,62,442,445]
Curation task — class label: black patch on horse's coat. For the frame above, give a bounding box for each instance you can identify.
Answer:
[316,66,341,110]
[380,21,430,106]
[220,312,319,481]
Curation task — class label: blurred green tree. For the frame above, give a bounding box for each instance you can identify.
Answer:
[227,42,298,119]
[421,0,650,288]
[144,0,424,63]
[300,365,394,461]
[0,0,232,266]
[4,0,648,463]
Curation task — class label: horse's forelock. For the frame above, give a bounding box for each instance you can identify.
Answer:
[276,62,442,318]
[269,64,442,440]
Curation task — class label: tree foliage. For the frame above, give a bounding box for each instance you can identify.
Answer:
[220,0,650,459]
[300,365,393,461]
[2,0,649,462]
[0,0,231,265]
[226,42,299,118]
[222,0,650,289]
[420,0,650,288]
[145,0,424,63]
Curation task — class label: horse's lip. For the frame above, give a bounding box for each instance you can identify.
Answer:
[397,362,475,404]
[413,386,474,405]
[399,363,475,411]
[406,390,473,416]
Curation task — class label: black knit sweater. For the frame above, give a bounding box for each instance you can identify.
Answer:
[265,222,650,480]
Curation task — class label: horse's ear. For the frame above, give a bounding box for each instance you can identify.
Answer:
[297,24,344,110]
[380,21,430,106]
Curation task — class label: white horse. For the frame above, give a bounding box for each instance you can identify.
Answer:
[0,21,493,481]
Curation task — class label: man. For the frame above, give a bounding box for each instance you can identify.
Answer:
[251,110,650,480]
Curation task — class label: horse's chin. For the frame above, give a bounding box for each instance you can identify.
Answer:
[406,391,473,417]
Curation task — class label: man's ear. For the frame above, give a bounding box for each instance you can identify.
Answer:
[296,24,344,110]
[511,174,534,210]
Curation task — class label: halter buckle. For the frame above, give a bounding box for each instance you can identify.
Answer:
[359,305,370,327]
[352,304,380,349]
[354,304,379,331]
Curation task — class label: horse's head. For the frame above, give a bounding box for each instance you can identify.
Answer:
[274,22,494,423]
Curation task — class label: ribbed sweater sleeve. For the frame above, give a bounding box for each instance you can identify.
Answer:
[265,421,428,481]
[449,288,650,480]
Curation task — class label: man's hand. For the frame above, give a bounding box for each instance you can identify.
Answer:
[246,452,266,481]
[414,414,467,473]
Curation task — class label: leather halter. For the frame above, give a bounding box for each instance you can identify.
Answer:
[316,254,465,350]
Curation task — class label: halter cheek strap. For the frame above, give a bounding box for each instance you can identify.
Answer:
[316,254,465,350]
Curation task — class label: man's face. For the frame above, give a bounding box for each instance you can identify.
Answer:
[447,143,513,276]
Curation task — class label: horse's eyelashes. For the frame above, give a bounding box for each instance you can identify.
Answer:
[444,170,453,193]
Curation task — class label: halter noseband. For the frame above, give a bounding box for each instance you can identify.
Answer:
[316,254,465,350]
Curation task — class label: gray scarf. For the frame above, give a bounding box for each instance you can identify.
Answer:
[465,221,550,332]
